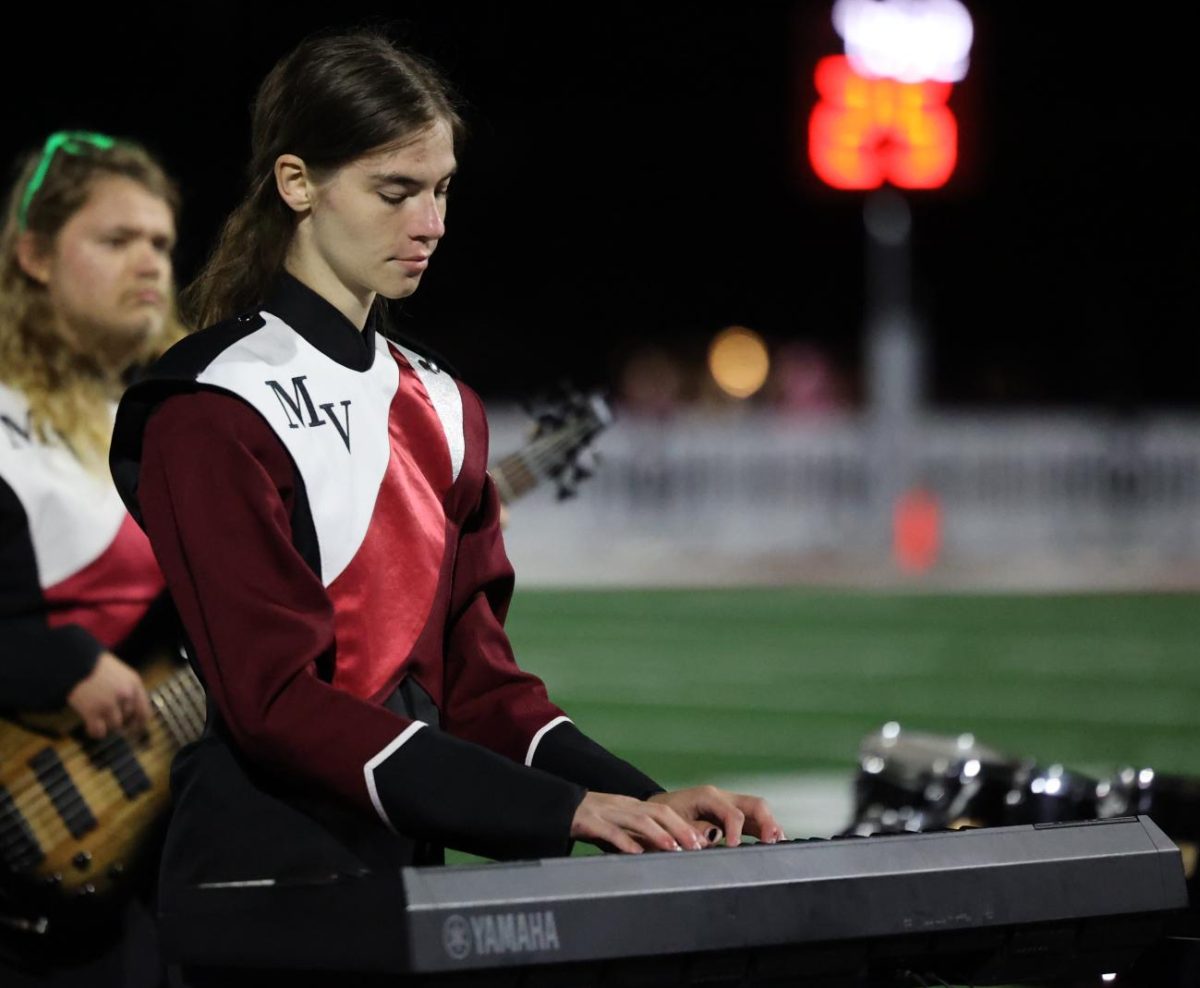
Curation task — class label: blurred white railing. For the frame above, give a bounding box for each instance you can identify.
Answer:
[487,406,1200,588]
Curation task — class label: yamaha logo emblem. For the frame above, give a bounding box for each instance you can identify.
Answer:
[440,909,562,958]
[443,914,472,960]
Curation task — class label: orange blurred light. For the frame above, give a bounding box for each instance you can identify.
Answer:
[893,486,942,573]
[808,55,957,190]
[709,327,770,399]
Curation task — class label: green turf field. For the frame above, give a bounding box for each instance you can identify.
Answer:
[505,587,1200,796]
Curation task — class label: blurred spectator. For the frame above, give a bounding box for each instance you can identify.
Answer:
[618,343,686,417]
[765,341,849,414]
[0,130,183,987]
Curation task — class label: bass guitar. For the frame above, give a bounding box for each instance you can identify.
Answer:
[0,656,203,936]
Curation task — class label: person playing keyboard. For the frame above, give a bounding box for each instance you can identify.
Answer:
[109,28,783,912]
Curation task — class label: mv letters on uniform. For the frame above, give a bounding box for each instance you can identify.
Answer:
[265,375,353,453]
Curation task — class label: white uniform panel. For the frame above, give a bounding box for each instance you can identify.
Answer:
[196,314,399,585]
[0,383,125,587]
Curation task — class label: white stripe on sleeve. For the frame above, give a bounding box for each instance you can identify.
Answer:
[363,721,427,831]
[524,716,573,767]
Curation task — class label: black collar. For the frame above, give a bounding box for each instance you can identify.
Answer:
[262,271,378,372]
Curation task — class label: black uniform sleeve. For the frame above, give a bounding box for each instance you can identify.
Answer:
[531,720,664,799]
[0,476,102,709]
[443,388,665,801]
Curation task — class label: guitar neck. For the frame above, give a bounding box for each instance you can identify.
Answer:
[490,452,538,505]
[489,416,600,506]
[148,663,207,749]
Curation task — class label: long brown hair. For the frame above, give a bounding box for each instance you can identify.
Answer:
[183,29,464,331]
[0,138,185,466]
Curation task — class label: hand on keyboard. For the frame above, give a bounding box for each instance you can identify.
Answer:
[648,786,785,847]
[570,792,708,853]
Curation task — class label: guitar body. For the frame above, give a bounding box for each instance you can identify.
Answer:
[0,657,203,936]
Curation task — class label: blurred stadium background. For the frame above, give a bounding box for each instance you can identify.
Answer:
[475,0,1200,852]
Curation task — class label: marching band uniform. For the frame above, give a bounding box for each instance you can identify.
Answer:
[110,272,660,896]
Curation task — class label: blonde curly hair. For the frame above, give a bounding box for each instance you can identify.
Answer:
[0,137,186,467]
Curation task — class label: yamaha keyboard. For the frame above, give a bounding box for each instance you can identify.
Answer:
[166,816,1188,986]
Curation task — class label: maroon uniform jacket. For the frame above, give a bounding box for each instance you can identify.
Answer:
[110,273,658,889]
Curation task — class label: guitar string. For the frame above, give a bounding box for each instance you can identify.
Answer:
[0,752,178,879]
[493,448,538,489]
[0,666,206,845]
[153,673,203,747]
[4,683,195,816]
[1,672,204,836]
[0,697,194,852]
[158,673,206,739]
[499,422,591,494]
[503,416,593,476]
[523,422,591,473]
[0,706,189,854]
[0,738,178,863]
[0,673,204,852]
[0,742,176,846]
[495,458,536,497]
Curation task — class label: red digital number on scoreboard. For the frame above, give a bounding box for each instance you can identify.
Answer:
[808,55,957,190]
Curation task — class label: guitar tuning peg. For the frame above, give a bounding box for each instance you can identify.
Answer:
[574,448,599,475]
[589,393,615,427]
[526,414,555,441]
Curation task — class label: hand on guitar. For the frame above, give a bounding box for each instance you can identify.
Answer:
[66,652,153,739]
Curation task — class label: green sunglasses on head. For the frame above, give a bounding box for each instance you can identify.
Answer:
[17,130,118,232]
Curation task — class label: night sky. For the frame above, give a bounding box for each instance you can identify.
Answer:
[5,3,1196,408]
